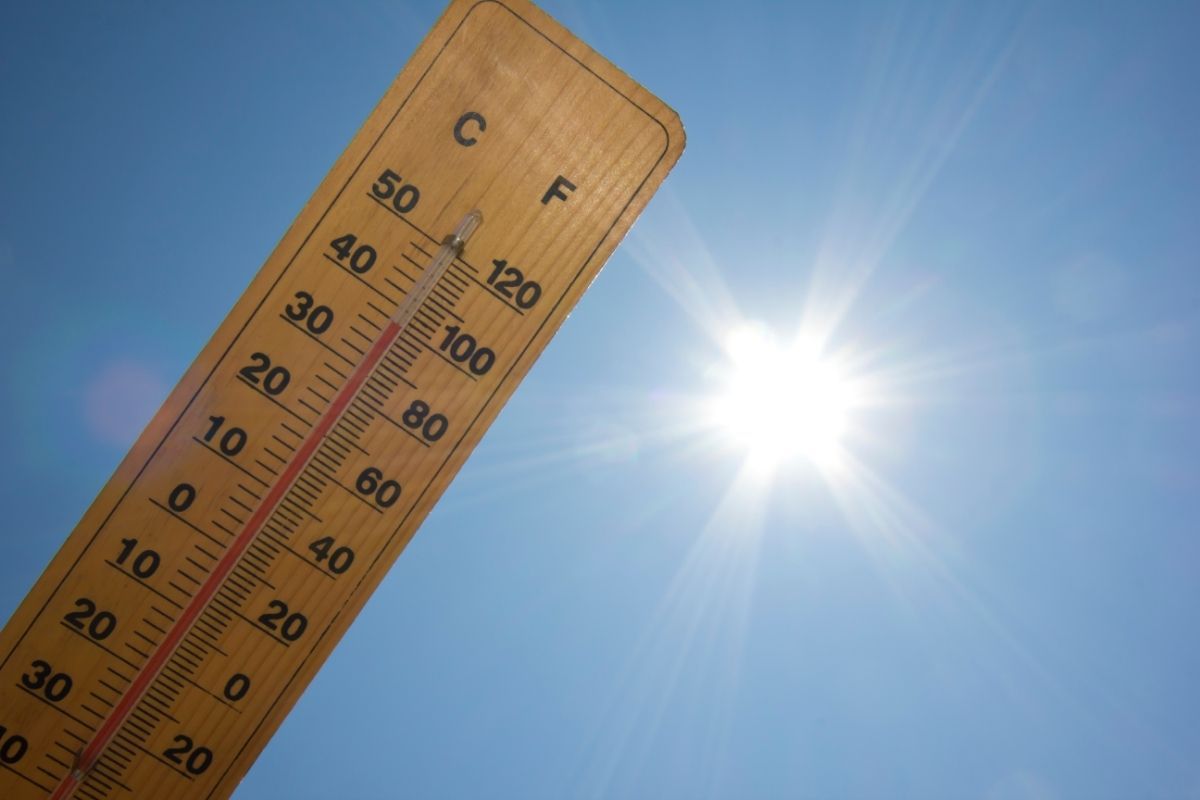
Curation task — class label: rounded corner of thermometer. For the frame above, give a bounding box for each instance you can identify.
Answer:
[654,105,687,164]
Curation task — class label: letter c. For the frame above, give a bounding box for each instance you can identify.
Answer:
[453,112,487,147]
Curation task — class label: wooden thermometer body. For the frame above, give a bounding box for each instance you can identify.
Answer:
[0,1,683,797]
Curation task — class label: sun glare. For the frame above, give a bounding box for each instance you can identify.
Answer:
[709,325,858,470]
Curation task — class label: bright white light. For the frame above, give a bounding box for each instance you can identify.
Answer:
[709,325,858,470]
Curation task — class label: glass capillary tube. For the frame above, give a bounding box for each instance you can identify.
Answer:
[391,210,483,326]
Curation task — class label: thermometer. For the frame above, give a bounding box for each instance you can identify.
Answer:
[0,1,683,797]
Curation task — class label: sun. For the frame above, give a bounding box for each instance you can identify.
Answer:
[708,325,859,470]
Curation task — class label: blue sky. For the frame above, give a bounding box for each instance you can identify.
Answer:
[2,1,1199,798]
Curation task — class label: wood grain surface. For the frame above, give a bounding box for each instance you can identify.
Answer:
[0,1,683,797]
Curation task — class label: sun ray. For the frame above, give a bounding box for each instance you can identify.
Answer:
[571,462,770,797]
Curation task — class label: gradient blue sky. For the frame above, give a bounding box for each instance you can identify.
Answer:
[2,1,1199,798]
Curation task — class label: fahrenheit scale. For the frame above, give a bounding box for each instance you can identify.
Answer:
[0,1,684,797]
